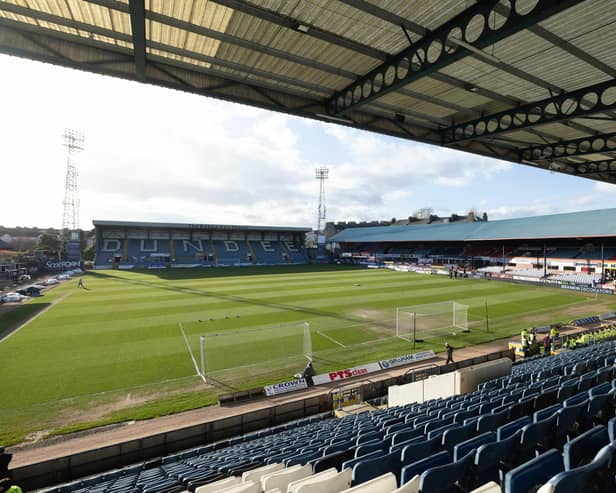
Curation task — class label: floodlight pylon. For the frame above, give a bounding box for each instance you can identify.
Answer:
[62,129,85,232]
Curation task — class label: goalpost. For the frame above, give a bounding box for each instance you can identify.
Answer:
[395,301,469,347]
[197,322,312,383]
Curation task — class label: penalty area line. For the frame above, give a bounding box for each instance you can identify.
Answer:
[178,321,206,382]
[317,330,347,348]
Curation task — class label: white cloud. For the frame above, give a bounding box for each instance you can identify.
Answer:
[0,53,567,230]
[595,182,616,193]
[487,203,558,220]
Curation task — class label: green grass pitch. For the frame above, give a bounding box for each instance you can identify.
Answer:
[0,265,613,445]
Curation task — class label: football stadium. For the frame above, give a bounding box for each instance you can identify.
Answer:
[2,1,616,493]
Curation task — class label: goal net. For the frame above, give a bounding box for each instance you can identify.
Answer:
[395,301,469,344]
[198,322,312,384]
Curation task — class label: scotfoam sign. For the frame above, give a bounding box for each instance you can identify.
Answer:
[379,350,436,370]
[42,260,82,271]
[264,378,307,396]
[312,362,382,385]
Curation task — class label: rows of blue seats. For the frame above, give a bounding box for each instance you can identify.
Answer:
[41,341,616,493]
[251,241,285,265]
[95,240,308,268]
[211,240,251,265]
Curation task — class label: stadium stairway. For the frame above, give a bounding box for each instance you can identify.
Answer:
[34,338,616,493]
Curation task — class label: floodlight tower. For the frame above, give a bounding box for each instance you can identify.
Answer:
[62,129,85,233]
[315,167,329,234]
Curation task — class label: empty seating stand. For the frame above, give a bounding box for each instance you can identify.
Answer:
[38,341,616,493]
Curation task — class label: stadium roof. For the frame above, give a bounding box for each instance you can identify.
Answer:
[93,220,310,232]
[330,208,616,242]
[1,1,616,182]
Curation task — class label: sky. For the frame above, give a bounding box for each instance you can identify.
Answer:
[2,53,616,230]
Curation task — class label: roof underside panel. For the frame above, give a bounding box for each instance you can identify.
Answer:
[0,0,614,183]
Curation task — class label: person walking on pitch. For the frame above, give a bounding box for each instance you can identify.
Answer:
[445,342,454,364]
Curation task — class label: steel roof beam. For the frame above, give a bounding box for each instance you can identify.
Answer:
[337,0,427,37]
[128,0,146,80]
[569,159,616,175]
[0,1,132,43]
[85,0,480,116]
[520,132,616,162]
[0,3,335,96]
[441,78,616,144]
[327,0,581,115]
[209,0,385,60]
[84,0,357,80]
[0,16,453,149]
[340,0,602,140]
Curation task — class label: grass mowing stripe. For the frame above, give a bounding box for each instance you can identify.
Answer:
[0,265,613,447]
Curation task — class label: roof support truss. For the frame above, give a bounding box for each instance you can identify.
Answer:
[128,0,146,80]
[442,78,616,144]
[327,0,581,116]
[569,159,616,175]
[520,132,616,161]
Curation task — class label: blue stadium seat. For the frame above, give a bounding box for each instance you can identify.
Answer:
[558,380,579,402]
[425,417,453,434]
[594,366,613,384]
[442,422,476,452]
[504,449,564,493]
[391,428,424,446]
[534,387,559,410]
[519,414,557,462]
[400,450,451,486]
[342,450,382,472]
[285,449,322,466]
[538,443,615,493]
[453,432,495,462]
[587,393,611,425]
[506,397,535,421]
[355,441,385,458]
[356,430,383,445]
[497,415,531,440]
[563,425,610,470]
[453,409,476,423]
[401,435,442,465]
[351,450,400,486]
[578,372,596,393]
[475,429,522,485]
[534,403,561,422]
[427,423,458,441]
[563,391,588,407]
[389,435,424,453]
[555,399,588,446]
[477,408,508,434]
[589,381,612,397]
[313,448,355,473]
[419,450,475,493]
[323,441,353,455]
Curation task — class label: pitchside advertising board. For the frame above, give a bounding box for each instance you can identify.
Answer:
[311,350,436,386]
[312,362,382,385]
[263,350,437,396]
[264,378,308,396]
[378,350,436,370]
